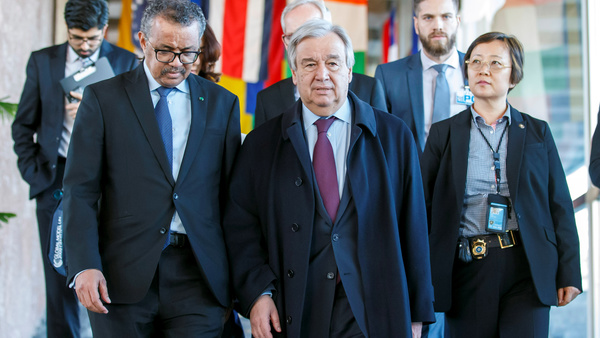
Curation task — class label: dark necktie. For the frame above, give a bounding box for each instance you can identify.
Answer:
[313,118,339,223]
[432,64,450,124]
[155,87,174,169]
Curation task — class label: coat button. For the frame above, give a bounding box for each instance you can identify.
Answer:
[295,177,303,186]
[173,193,178,200]
[159,227,167,234]
[286,316,292,325]
[51,164,56,169]
[332,234,339,241]
[326,272,335,280]
[287,269,295,278]
[291,223,299,232]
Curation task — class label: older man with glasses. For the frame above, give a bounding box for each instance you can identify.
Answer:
[11,0,137,336]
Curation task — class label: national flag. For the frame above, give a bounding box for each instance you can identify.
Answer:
[381,7,398,63]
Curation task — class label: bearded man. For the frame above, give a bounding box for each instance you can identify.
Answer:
[375,0,467,153]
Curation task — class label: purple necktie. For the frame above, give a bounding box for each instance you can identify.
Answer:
[313,118,339,223]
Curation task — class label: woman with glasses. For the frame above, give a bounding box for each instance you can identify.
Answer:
[420,32,582,337]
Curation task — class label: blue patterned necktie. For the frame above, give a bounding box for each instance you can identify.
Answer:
[432,64,450,124]
[313,117,339,223]
[155,87,174,169]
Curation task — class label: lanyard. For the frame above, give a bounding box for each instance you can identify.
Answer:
[475,119,508,195]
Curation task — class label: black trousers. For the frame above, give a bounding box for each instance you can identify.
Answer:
[88,243,228,337]
[35,157,81,337]
[329,282,365,338]
[446,244,550,338]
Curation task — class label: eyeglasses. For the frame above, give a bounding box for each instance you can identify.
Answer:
[465,58,511,72]
[148,42,201,64]
[281,33,293,45]
[68,33,103,46]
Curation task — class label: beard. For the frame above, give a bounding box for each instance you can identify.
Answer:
[420,31,456,58]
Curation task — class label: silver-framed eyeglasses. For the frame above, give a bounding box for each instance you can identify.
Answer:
[465,58,511,72]
[148,42,201,64]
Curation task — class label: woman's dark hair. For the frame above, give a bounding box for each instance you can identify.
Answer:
[463,32,524,89]
[198,24,222,83]
[64,0,109,30]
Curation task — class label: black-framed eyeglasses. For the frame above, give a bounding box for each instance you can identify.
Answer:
[68,33,103,46]
[148,42,201,64]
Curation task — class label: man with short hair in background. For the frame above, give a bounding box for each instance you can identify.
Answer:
[11,0,138,336]
[375,0,468,153]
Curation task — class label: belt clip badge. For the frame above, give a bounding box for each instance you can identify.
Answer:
[471,238,487,259]
[456,86,474,105]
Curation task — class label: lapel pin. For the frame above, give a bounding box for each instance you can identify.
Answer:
[519,123,525,129]
[199,96,204,101]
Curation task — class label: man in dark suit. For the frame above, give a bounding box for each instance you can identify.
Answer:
[223,20,434,338]
[589,106,600,186]
[375,0,467,152]
[62,1,240,336]
[11,0,137,336]
[254,0,386,128]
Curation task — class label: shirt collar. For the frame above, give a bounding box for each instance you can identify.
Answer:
[302,97,351,131]
[470,104,512,126]
[143,60,190,94]
[420,48,460,71]
[66,44,101,64]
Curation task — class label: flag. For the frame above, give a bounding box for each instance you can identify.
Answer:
[381,7,398,63]
[325,0,368,74]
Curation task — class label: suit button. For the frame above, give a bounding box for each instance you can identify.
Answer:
[287,269,294,278]
[327,272,335,280]
[51,164,56,169]
[159,228,167,234]
[291,223,299,232]
[295,177,303,186]
[286,316,292,325]
[332,234,339,241]
[173,193,178,200]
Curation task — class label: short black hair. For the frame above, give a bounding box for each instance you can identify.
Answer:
[463,32,524,89]
[64,0,109,30]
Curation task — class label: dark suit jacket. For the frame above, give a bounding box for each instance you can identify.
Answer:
[375,52,465,151]
[224,92,435,337]
[253,73,387,127]
[63,65,241,307]
[421,106,582,311]
[12,41,139,199]
[589,107,600,185]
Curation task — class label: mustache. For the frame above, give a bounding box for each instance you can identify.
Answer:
[428,32,448,39]
[161,66,185,75]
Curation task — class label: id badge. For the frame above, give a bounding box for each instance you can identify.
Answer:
[486,194,508,233]
[456,86,474,105]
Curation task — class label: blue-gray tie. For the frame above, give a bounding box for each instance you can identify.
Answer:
[155,87,174,169]
[432,64,450,124]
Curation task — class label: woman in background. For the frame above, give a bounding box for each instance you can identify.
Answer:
[192,23,221,82]
[421,32,581,337]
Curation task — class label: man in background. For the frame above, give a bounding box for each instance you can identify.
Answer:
[254,0,387,127]
[375,0,467,153]
[11,0,138,336]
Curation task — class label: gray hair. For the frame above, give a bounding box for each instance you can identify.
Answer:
[287,19,355,72]
[140,0,206,43]
[280,0,328,33]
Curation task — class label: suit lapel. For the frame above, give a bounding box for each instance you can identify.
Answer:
[451,110,471,210]
[176,75,207,184]
[506,106,526,205]
[125,66,176,186]
[407,54,425,149]
[51,44,68,123]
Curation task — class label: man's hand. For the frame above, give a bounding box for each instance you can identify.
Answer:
[75,269,111,314]
[411,322,422,338]
[249,295,281,338]
[558,286,581,306]
[65,91,83,119]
